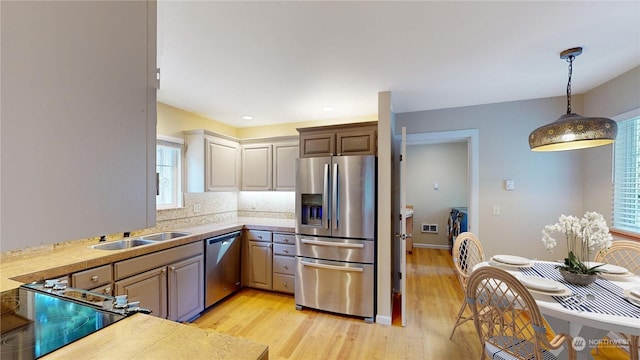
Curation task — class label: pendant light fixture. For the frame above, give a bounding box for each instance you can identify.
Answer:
[529,47,617,151]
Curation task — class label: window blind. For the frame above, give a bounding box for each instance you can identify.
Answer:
[613,116,640,234]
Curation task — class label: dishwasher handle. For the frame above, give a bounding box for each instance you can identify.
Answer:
[207,231,241,245]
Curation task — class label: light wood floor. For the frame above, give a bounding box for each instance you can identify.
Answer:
[193,248,631,360]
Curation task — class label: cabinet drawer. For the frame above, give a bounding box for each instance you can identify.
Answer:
[273,233,295,245]
[273,243,295,256]
[115,242,203,280]
[72,264,112,289]
[272,273,294,294]
[273,255,295,275]
[245,230,272,242]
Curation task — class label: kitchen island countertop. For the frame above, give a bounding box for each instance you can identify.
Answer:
[41,313,268,360]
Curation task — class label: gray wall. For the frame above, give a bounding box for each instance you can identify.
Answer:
[397,96,584,260]
[396,66,640,261]
[407,142,468,247]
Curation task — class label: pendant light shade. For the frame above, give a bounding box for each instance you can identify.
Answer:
[529,47,617,152]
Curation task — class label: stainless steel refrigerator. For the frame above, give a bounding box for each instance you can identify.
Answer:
[294,154,376,322]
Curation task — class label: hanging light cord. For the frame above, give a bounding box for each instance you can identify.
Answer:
[566,55,574,114]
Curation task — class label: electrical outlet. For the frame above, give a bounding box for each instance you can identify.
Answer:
[492,205,501,216]
[193,203,202,213]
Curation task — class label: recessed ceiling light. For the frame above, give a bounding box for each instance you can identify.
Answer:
[242,115,253,120]
[322,106,333,112]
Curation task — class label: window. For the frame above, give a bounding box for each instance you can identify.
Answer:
[156,137,183,209]
[612,110,640,235]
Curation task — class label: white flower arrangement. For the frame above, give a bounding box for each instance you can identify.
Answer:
[541,211,613,274]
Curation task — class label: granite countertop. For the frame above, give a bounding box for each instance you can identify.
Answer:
[42,313,269,360]
[1,217,293,359]
[0,217,295,293]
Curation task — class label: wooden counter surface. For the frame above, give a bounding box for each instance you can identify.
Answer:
[42,313,268,360]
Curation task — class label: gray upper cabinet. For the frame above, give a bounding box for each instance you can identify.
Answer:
[273,142,299,191]
[298,121,378,157]
[240,138,298,191]
[185,130,240,192]
[241,144,273,191]
[1,1,157,251]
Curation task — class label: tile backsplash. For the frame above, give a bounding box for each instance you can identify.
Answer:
[154,191,295,231]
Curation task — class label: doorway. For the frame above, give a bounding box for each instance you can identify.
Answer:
[392,129,479,325]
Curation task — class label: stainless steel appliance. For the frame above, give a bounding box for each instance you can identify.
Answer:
[295,155,376,322]
[1,283,132,359]
[205,231,242,308]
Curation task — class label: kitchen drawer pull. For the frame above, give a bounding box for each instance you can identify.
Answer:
[91,276,99,282]
[300,239,364,249]
[300,260,364,272]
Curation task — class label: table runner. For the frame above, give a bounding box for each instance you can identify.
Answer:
[519,262,640,318]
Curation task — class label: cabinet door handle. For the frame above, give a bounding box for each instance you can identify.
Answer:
[169,266,176,271]
[91,275,99,282]
[161,268,167,273]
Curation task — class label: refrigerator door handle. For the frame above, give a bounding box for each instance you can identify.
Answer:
[332,162,339,230]
[323,163,329,230]
[300,238,365,248]
[300,260,364,272]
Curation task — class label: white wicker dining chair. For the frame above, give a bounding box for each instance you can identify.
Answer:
[595,240,640,275]
[450,232,485,340]
[466,266,576,360]
[594,240,640,360]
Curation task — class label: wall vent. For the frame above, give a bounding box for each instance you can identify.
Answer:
[421,224,438,233]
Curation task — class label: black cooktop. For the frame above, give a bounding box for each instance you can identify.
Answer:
[1,283,126,359]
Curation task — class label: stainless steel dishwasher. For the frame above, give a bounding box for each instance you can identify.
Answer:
[205,231,242,308]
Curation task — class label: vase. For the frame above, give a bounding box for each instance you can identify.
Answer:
[559,268,597,286]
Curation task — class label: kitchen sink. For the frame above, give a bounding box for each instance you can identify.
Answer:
[90,239,155,250]
[138,231,191,241]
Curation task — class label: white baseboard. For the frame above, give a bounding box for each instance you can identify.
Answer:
[376,314,392,325]
[413,243,450,250]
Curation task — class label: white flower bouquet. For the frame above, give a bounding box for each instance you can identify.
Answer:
[542,211,613,274]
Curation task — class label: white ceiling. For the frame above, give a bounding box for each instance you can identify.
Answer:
[157,1,640,128]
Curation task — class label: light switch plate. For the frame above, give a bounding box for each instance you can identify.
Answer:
[505,179,515,191]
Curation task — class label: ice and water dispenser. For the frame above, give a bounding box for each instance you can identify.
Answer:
[300,194,323,226]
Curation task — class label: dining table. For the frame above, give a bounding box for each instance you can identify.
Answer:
[475,257,640,360]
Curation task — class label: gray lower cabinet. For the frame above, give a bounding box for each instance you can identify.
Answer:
[114,242,204,322]
[272,233,295,294]
[244,230,272,290]
[244,230,295,294]
[168,255,204,322]
[115,266,168,319]
[247,240,273,290]
[72,264,114,296]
